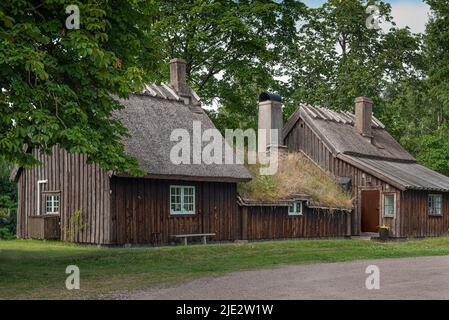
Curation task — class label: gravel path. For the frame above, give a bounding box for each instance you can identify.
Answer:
[119,256,449,300]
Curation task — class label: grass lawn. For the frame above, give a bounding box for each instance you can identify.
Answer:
[2,237,449,299]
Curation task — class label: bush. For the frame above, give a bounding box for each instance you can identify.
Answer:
[0,160,17,238]
[0,227,15,240]
[0,209,16,239]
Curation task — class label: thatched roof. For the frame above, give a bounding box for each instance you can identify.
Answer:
[284,105,449,192]
[112,85,252,182]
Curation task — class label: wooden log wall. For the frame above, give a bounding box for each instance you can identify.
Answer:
[16,146,111,244]
[284,119,402,236]
[241,205,351,240]
[109,177,240,244]
[399,190,449,238]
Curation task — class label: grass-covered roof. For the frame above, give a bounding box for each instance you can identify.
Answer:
[238,153,353,209]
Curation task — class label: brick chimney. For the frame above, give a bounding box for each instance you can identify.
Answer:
[355,96,373,139]
[258,92,287,153]
[170,58,190,97]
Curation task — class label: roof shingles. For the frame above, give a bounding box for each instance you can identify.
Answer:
[284,105,449,192]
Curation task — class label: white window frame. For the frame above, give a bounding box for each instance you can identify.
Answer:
[428,194,443,216]
[288,201,303,216]
[383,193,396,217]
[170,185,195,215]
[45,194,60,215]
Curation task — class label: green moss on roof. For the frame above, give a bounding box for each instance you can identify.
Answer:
[238,153,353,209]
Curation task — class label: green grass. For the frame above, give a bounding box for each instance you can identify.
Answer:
[2,237,449,299]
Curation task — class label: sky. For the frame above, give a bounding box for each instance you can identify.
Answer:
[303,0,430,33]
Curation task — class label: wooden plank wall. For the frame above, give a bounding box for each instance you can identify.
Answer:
[400,191,449,237]
[109,177,240,244]
[284,119,401,236]
[242,205,351,240]
[15,146,111,244]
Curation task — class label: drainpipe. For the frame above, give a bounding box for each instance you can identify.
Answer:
[37,180,48,215]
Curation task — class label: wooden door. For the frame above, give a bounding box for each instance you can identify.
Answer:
[361,190,380,232]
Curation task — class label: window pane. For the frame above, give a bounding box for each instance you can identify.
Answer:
[288,202,302,215]
[289,204,294,213]
[170,186,195,214]
[384,195,394,216]
[45,195,59,214]
[182,187,194,213]
[429,194,443,215]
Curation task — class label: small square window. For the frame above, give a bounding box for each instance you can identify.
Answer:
[288,201,303,216]
[170,186,195,215]
[384,194,395,217]
[45,194,60,214]
[428,194,443,216]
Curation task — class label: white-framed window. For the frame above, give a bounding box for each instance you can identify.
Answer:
[383,194,396,217]
[428,194,443,216]
[170,185,195,215]
[45,194,60,214]
[288,201,303,216]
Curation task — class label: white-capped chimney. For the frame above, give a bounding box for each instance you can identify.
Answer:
[355,96,373,139]
[258,92,286,150]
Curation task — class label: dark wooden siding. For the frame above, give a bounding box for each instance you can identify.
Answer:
[399,190,449,237]
[241,205,351,240]
[16,146,111,244]
[284,119,402,236]
[109,177,240,244]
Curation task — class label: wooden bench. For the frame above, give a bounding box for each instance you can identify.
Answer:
[170,233,216,246]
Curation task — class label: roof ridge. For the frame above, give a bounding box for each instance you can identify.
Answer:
[302,105,385,128]
[140,82,202,106]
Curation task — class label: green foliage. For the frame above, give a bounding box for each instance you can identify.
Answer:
[0,0,160,175]
[281,0,421,116]
[152,0,306,132]
[239,153,352,208]
[380,0,449,174]
[1,0,448,176]
[0,160,17,239]
[65,209,87,242]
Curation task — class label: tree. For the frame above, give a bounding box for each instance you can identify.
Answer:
[281,0,421,119]
[152,0,306,132]
[0,160,17,239]
[424,0,449,129]
[0,0,160,174]
[401,0,449,175]
[380,0,449,175]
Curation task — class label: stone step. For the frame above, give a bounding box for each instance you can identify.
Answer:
[351,232,379,240]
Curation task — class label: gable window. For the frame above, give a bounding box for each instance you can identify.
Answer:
[428,194,443,216]
[170,186,195,215]
[288,201,303,216]
[383,194,395,217]
[45,194,60,215]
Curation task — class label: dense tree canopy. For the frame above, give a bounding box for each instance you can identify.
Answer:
[281,0,422,117]
[0,0,448,178]
[151,0,307,132]
[0,0,160,175]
